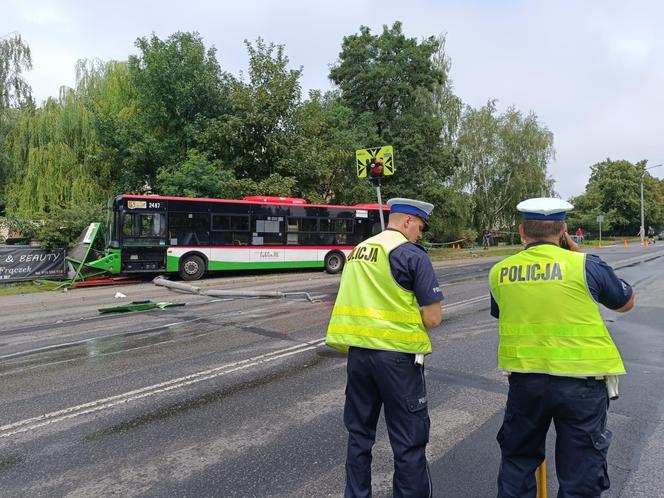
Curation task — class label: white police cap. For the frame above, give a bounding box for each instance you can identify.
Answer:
[387,198,434,227]
[517,197,574,220]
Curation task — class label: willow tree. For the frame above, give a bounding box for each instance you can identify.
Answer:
[457,101,555,232]
[0,33,32,109]
[0,33,33,213]
[76,59,144,192]
[4,88,108,217]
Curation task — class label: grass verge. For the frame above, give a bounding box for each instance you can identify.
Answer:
[0,281,52,296]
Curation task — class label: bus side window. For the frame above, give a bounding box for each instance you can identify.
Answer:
[253,216,283,245]
[169,212,209,246]
[233,233,249,245]
[180,232,200,246]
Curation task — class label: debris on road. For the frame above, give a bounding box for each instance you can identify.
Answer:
[152,276,320,302]
[98,300,185,314]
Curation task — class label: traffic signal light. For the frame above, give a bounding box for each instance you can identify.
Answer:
[367,158,384,179]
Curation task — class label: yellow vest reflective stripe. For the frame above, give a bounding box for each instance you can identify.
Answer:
[489,244,625,376]
[331,305,422,323]
[325,230,432,354]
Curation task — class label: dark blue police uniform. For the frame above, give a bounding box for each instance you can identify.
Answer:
[345,236,443,498]
[490,243,633,498]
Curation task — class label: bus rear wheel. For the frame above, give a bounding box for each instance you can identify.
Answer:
[179,255,206,281]
[324,252,345,274]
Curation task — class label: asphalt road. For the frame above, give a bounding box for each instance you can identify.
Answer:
[0,243,663,497]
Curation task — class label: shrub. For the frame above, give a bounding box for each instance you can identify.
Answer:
[5,217,39,244]
[459,228,478,246]
[35,204,104,250]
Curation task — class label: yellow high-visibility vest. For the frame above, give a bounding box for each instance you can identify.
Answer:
[326,230,432,354]
[489,244,625,376]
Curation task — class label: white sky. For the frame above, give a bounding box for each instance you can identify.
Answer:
[4,0,664,199]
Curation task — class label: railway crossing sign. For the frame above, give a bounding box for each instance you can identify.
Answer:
[356,146,395,178]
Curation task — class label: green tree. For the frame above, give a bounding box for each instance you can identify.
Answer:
[197,37,302,186]
[0,108,18,213]
[568,159,664,235]
[0,33,32,109]
[329,23,462,229]
[0,33,33,213]
[128,31,229,189]
[429,34,462,147]
[35,203,103,250]
[212,171,298,200]
[330,22,442,137]
[75,59,143,193]
[155,149,224,198]
[281,90,374,204]
[4,89,109,217]
[457,101,554,234]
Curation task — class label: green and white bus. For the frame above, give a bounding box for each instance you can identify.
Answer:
[94,194,387,280]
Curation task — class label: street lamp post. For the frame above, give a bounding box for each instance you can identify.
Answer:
[640,163,663,245]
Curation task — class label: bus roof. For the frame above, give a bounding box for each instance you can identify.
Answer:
[118,194,388,210]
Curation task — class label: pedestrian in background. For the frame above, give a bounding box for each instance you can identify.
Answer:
[326,197,444,498]
[483,227,493,250]
[575,226,583,244]
[647,226,655,245]
[489,197,635,497]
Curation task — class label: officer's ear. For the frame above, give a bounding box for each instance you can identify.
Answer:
[518,223,526,246]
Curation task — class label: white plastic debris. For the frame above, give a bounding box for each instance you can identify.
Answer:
[114,292,127,299]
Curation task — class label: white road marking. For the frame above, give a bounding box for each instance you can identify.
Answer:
[444,325,495,340]
[444,295,489,310]
[0,317,209,361]
[0,339,325,439]
[1,294,489,439]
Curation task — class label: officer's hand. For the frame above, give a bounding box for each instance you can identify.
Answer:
[563,232,581,252]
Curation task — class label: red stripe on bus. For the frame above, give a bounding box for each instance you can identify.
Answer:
[120,194,387,210]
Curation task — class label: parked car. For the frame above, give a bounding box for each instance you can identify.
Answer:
[659,231,664,241]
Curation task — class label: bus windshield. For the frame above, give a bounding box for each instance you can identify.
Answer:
[121,212,167,244]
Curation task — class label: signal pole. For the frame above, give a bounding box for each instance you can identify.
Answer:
[375,177,385,231]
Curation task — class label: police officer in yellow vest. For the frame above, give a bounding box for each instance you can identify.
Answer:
[326,197,443,498]
[489,198,635,498]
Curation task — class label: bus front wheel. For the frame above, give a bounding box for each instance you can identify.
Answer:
[179,254,206,281]
[324,252,345,274]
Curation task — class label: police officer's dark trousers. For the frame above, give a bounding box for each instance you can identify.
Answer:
[344,347,431,498]
[497,373,612,498]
